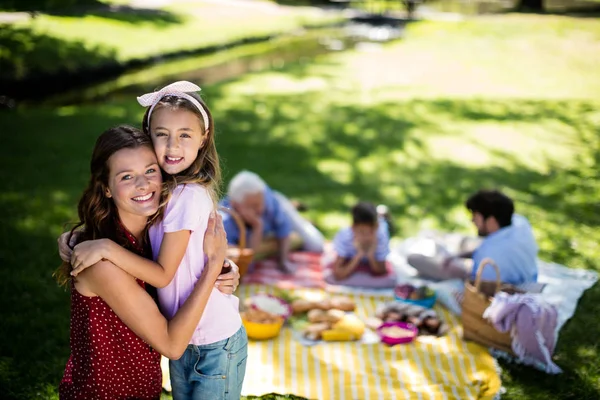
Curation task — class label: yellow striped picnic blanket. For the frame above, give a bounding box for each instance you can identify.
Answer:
[239,284,501,400]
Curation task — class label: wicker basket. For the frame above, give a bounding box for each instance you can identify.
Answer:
[219,206,254,278]
[462,257,523,354]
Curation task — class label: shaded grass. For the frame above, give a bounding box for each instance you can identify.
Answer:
[0,12,599,400]
[0,0,342,82]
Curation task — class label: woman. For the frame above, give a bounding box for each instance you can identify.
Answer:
[56,125,231,399]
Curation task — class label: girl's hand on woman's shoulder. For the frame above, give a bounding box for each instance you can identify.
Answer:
[71,239,113,277]
[58,231,80,262]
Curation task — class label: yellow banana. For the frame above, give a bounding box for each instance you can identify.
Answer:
[321,329,357,341]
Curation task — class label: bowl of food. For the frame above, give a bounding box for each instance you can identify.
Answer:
[377,322,418,346]
[241,307,285,340]
[394,284,436,309]
[246,293,292,320]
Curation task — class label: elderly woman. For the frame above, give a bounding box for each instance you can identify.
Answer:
[219,170,325,273]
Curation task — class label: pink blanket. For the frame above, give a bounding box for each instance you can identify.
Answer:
[324,261,398,289]
[241,252,398,290]
[240,252,326,289]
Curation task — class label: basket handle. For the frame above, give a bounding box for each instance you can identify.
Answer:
[474,257,501,294]
[218,206,247,252]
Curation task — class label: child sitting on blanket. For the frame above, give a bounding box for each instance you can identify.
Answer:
[326,202,396,288]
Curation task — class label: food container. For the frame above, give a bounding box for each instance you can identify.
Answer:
[242,315,285,340]
[248,293,293,320]
[394,284,437,309]
[377,322,418,346]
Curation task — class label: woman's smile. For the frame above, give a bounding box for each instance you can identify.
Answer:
[132,192,156,203]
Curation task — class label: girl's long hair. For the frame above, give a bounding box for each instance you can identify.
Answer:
[55,125,154,287]
[142,92,221,225]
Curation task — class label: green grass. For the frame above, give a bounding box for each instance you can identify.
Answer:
[0,0,342,81]
[1,12,600,400]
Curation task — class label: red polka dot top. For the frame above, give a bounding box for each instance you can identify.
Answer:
[59,222,162,400]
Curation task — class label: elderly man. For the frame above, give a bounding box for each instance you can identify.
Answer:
[408,189,539,285]
[220,170,325,273]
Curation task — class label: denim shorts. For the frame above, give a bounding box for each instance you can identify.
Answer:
[169,326,248,400]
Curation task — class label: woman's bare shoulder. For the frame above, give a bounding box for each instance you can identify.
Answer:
[76,260,136,295]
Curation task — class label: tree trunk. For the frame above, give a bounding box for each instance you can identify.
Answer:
[518,0,544,11]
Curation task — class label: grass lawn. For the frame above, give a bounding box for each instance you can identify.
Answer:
[0,0,342,81]
[1,12,600,400]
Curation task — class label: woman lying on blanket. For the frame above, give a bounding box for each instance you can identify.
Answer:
[325,202,397,289]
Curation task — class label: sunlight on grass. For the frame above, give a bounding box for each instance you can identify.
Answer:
[55,106,78,116]
[317,210,353,232]
[292,16,600,100]
[425,121,578,172]
[3,191,75,236]
[576,345,598,360]
[237,74,330,95]
[316,159,352,184]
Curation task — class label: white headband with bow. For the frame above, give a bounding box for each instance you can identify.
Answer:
[137,81,209,130]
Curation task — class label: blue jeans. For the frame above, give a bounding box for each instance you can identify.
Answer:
[170,326,248,400]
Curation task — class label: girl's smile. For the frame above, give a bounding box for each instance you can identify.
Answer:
[165,156,184,165]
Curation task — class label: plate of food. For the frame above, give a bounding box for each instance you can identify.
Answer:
[288,295,376,344]
[377,321,418,345]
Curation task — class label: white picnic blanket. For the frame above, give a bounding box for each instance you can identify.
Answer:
[385,231,598,374]
[389,232,598,336]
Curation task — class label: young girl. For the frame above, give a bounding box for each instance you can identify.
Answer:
[69,81,247,399]
[57,125,228,399]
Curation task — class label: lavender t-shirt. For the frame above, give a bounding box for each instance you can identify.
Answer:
[149,184,241,345]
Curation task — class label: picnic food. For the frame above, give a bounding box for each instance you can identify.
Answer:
[301,310,364,341]
[291,299,314,313]
[303,317,366,341]
[295,295,361,341]
[326,309,346,323]
[241,299,287,340]
[304,322,331,341]
[242,307,283,325]
[380,325,416,339]
[332,314,366,337]
[307,309,345,324]
[394,284,435,300]
[241,311,285,340]
[377,322,419,345]
[375,302,448,336]
[307,309,325,323]
[244,293,292,320]
[321,329,358,342]
[330,296,356,311]
[291,296,356,314]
